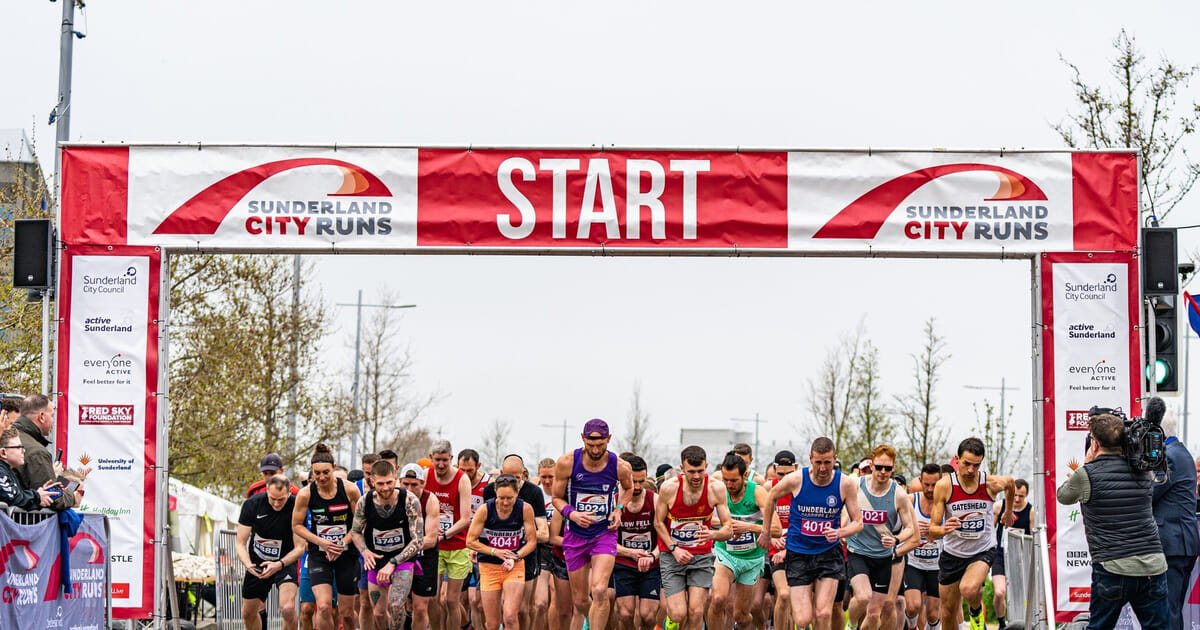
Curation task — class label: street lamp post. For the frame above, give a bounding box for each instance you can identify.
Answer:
[336,290,416,463]
[542,420,569,454]
[965,379,1019,468]
[730,413,767,472]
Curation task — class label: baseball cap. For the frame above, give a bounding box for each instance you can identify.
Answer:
[399,463,426,481]
[774,450,796,466]
[858,458,873,471]
[582,418,609,438]
[259,453,284,472]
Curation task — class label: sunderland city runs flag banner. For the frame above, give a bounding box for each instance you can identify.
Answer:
[0,513,108,630]
[1041,252,1141,622]
[58,146,1137,254]
[55,246,159,619]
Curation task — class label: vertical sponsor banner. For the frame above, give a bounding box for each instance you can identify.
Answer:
[0,513,109,629]
[1041,252,1141,622]
[56,245,160,619]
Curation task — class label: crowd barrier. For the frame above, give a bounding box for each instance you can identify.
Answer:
[0,504,112,630]
[215,529,282,630]
[1003,528,1045,630]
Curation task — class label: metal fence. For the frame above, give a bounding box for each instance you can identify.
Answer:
[1003,528,1046,630]
[4,505,114,629]
[215,529,282,630]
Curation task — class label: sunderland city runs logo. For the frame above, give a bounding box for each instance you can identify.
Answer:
[813,163,1049,242]
[152,158,395,238]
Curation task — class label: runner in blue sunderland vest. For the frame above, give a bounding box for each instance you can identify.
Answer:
[551,419,634,630]
[759,437,863,630]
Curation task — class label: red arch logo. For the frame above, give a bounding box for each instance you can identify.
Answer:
[153,158,392,235]
[813,163,1047,239]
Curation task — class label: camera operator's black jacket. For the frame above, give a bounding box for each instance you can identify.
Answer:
[1059,453,1164,571]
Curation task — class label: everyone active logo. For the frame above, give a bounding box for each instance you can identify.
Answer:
[812,163,1049,242]
[152,158,394,237]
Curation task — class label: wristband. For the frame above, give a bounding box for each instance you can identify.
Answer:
[560,505,575,519]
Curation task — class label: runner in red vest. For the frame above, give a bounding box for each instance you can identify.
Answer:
[653,445,733,630]
[424,440,473,630]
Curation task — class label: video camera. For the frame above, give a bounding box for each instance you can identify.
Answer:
[1086,398,1167,475]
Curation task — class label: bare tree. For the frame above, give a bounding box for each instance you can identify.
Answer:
[972,399,1030,477]
[848,340,893,460]
[1055,29,1200,221]
[620,381,654,457]
[895,318,952,468]
[479,418,512,471]
[804,323,868,452]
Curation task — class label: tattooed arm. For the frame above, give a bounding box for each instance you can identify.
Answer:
[395,490,425,564]
[352,495,382,570]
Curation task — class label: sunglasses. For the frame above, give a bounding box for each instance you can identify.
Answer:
[872,465,894,472]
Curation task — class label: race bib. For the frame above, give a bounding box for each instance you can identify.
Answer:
[471,494,485,513]
[575,493,610,517]
[483,528,522,551]
[620,531,652,551]
[372,528,406,552]
[726,531,757,553]
[439,504,454,533]
[545,501,555,520]
[957,511,986,539]
[862,509,888,525]
[799,518,833,537]
[913,543,940,559]
[317,524,347,541]
[670,520,704,545]
[251,535,282,561]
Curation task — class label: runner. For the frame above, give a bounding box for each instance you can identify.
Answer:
[399,464,443,630]
[712,443,767,485]
[709,451,776,630]
[248,453,300,497]
[767,450,798,630]
[551,419,634,630]
[845,445,916,630]
[357,453,381,630]
[896,464,943,630]
[351,460,424,630]
[458,448,490,630]
[613,455,661,630]
[467,474,539,630]
[237,475,305,630]
[991,479,1031,630]
[538,458,572,630]
[654,445,734,630]
[292,444,363,630]
[482,455,550,630]
[758,437,863,630]
[928,438,1016,630]
[425,440,473,630]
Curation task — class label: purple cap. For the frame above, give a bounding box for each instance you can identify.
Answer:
[582,418,609,438]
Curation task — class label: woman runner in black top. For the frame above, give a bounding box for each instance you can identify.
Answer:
[292,443,362,630]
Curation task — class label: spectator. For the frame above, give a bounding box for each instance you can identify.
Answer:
[248,453,299,498]
[12,394,76,510]
[0,397,20,431]
[1149,400,1199,630]
[0,428,54,510]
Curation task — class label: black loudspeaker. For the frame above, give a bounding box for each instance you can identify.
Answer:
[1142,227,1178,296]
[13,219,54,290]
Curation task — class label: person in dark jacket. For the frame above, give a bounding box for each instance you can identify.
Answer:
[12,394,76,510]
[1057,412,1168,630]
[1150,400,1199,630]
[0,428,55,510]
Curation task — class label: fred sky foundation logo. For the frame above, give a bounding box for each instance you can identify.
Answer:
[152,158,394,237]
[813,163,1049,242]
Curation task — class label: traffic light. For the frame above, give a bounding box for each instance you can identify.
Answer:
[1143,227,1179,392]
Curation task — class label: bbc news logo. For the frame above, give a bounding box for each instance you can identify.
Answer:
[1065,410,1090,431]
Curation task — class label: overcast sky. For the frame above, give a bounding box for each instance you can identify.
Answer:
[5,1,1200,475]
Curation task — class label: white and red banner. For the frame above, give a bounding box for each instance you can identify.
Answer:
[1041,252,1142,622]
[60,146,1137,254]
[0,512,109,629]
[56,246,160,619]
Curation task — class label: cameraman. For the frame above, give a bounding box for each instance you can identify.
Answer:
[1057,412,1167,630]
[1146,398,1199,630]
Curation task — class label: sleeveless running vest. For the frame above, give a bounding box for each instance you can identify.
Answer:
[772,478,791,531]
[616,491,657,568]
[907,493,941,570]
[363,488,411,563]
[658,475,716,554]
[478,498,526,564]
[786,468,843,554]
[719,481,765,559]
[566,449,618,538]
[425,467,467,550]
[847,476,899,558]
[470,473,489,516]
[943,471,996,557]
[307,477,355,554]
